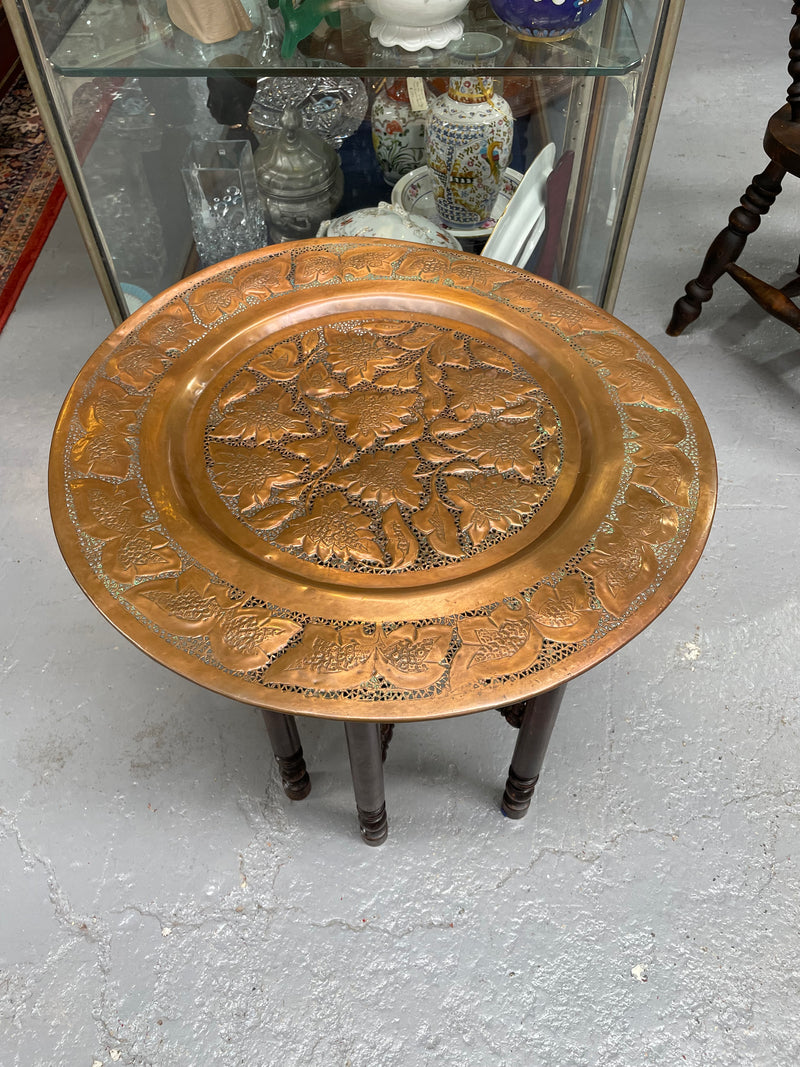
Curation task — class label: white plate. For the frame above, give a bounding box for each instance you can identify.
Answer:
[482,143,556,268]
[392,166,524,239]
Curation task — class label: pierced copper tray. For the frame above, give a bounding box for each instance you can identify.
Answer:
[49,239,716,721]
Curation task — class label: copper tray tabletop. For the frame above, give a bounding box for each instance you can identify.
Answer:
[49,239,717,721]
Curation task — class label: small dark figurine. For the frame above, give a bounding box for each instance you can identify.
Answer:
[206,56,258,144]
[268,0,341,59]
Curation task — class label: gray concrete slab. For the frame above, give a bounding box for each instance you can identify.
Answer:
[2,2,799,1064]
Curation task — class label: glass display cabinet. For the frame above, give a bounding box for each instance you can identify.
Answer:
[4,0,683,325]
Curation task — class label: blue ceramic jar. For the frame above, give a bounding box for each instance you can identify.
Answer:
[490,0,604,40]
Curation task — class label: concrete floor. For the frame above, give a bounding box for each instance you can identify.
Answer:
[2,2,800,1064]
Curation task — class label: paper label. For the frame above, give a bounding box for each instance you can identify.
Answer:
[407,78,429,114]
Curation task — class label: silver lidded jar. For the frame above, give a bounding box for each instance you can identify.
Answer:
[251,105,344,242]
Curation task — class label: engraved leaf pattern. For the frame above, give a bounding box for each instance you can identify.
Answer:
[127,567,233,631]
[327,450,423,508]
[274,491,383,564]
[199,316,558,573]
[137,302,205,352]
[71,416,133,480]
[218,370,260,412]
[328,389,417,449]
[416,439,461,465]
[429,335,469,367]
[250,342,301,381]
[411,494,462,558]
[537,293,606,335]
[186,280,242,323]
[629,445,694,507]
[128,567,299,671]
[381,504,420,570]
[298,361,348,399]
[211,383,309,445]
[626,406,687,449]
[376,624,452,689]
[80,380,145,432]
[446,367,538,418]
[615,485,679,545]
[212,609,302,672]
[70,479,180,584]
[450,603,543,688]
[248,502,298,531]
[444,474,546,546]
[420,372,447,420]
[293,249,341,285]
[455,420,545,479]
[579,530,657,617]
[269,622,376,690]
[235,259,292,298]
[340,247,395,277]
[210,443,306,513]
[469,341,513,373]
[270,621,452,692]
[324,326,401,387]
[585,331,640,364]
[528,575,600,643]
[106,343,169,392]
[604,359,678,409]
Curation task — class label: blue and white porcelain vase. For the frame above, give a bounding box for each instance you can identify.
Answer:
[425,37,513,229]
[490,0,604,40]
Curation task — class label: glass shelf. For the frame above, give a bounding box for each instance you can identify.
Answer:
[48,0,642,79]
[9,0,683,323]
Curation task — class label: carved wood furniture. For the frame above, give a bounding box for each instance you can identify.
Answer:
[49,238,716,846]
[668,4,800,335]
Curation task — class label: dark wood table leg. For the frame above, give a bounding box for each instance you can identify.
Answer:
[344,722,388,846]
[380,722,395,762]
[501,684,566,819]
[261,709,311,800]
[667,160,786,336]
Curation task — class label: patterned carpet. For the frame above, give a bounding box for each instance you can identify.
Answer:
[0,68,65,331]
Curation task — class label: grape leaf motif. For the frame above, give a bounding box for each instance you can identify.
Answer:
[127,567,301,672]
[203,317,561,572]
[450,603,543,689]
[275,491,383,565]
[269,621,452,691]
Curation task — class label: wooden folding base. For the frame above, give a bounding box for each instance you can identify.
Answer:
[260,686,566,845]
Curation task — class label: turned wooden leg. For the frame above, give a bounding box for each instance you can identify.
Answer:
[261,709,311,801]
[380,723,395,762]
[344,722,388,846]
[726,262,800,330]
[501,685,566,819]
[667,159,786,336]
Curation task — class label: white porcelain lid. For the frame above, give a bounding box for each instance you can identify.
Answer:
[317,203,462,250]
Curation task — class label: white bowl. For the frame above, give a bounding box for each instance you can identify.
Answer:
[364,0,469,51]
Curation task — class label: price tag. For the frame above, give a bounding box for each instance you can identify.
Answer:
[407,78,429,114]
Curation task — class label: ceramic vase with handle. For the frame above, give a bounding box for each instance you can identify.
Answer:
[371,78,433,186]
[425,39,513,229]
[490,0,604,40]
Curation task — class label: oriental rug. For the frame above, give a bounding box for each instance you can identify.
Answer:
[0,67,65,332]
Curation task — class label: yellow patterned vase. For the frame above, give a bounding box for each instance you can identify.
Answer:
[425,70,513,229]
